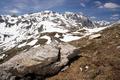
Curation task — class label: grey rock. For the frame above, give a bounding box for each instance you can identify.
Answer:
[0,42,80,80]
[89,34,101,40]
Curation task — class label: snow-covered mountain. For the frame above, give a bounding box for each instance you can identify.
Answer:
[0,11,94,43]
[0,11,109,59]
[0,11,95,34]
[94,20,111,27]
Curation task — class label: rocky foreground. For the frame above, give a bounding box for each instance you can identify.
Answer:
[48,24,120,80]
[0,42,80,80]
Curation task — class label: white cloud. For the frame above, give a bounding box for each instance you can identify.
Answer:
[110,14,120,20]
[79,12,84,15]
[90,16,96,19]
[15,3,27,9]
[8,9,20,14]
[32,0,65,10]
[99,2,120,9]
[80,0,90,7]
[112,14,119,17]
[94,1,102,6]
[80,3,86,7]
[110,17,119,20]
[3,0,65,14]
[22,0,64,10]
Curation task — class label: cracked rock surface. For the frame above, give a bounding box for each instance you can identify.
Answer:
[0,42,80,80]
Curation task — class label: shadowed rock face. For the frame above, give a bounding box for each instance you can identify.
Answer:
[0,42,80,80]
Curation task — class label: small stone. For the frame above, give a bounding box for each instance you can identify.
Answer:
[85,66,89,69]
[0,54,6,60]
[61,66,69,72]
[80,67,83,71]
[117,46,120,49]
[89,34,101,40]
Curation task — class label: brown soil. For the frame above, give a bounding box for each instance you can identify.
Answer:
[48,24,120,80]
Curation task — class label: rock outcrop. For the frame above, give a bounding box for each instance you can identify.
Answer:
[89,34,101,40]
[0,42,80,80]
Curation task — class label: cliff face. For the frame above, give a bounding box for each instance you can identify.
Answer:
[48,24,120,80]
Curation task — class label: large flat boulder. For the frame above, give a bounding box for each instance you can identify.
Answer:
[0,42,80,80]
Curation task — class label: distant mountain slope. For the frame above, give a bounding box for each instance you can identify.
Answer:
[0,11,110,63]
[0,11,95,43]
[94,20,111,27]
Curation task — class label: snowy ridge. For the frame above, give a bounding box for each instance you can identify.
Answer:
[94,20,111,27]
[0,11,109,60]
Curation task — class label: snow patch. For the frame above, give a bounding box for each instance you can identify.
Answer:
[33,45,40,48]
[60,34,81,42]
[84,27,106,34]
[55,33,60,38]
[40,21,68,33]
[27,39,38,46]
[18,42,27,48]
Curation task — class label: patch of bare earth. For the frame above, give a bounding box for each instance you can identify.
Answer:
[48,24,120,80]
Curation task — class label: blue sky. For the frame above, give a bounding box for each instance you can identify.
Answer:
[0,0,120,21]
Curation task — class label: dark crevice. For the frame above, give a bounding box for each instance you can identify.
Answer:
[67,55,81,66]
[57,47,61,62]
[15,73,45,80]
[45,55,81,79]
